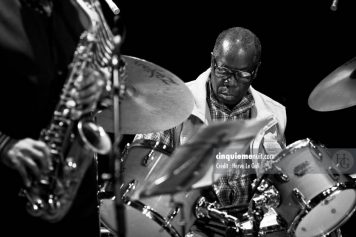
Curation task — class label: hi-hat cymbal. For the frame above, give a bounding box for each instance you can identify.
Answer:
[95,55,194,134]
[308,57,356,112]
[138,119,269,198]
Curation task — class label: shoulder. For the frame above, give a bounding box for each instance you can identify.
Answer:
[251,87,285,114]
[185,69,211,89]
[250,87,287,133]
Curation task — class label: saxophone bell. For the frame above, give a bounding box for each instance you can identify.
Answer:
[77,119,112,155]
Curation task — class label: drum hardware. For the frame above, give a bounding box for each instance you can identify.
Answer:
[195,197,241,228]
[142,141,167,166]
[98,179,115,199]
[328,167,341,181]
[252,185,280,210]
[310,142,323,161]
[254,178,271,193]
[249,182,283,236]
[292,188,311,210]
[121,180,137,197]
[163,198,186,235]
[165,203,181,224]
[271,166,289,183]
[194,195,287,237]
[248,205,265,237]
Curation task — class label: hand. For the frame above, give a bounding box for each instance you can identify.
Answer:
[3,138,51,187]
[74,67,109,115]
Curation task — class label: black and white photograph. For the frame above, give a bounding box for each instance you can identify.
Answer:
[0,0,355,236]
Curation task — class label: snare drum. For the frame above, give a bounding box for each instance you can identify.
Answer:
[268,138,356,237]
[100,139,200,237]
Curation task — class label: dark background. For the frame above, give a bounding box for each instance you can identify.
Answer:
[101,0,356,235]
[105,0,356,148]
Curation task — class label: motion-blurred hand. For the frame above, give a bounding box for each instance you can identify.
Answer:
[2,138,51,188]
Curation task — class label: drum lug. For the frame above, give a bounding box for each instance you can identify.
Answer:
[292,188,311,211]
[273,165,289,182]
[166,204,181,225]
[194,197,240,226]
[122,179,137,197]
[161,201,184,234]
[310,142,323,161]
[142,141,160,166]
[122,143,130,161]
[328,167,341,181]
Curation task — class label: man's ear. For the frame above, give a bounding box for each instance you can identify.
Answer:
[210,52,215,66]
[252,61,261,80]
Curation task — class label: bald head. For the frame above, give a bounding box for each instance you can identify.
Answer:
[213,27,261,68]
[210,27,261,108]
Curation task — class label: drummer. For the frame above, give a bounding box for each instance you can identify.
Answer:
[135,27,286,236]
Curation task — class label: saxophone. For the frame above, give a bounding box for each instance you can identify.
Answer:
[20,0,119,222]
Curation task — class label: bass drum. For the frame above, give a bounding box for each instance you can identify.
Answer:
[100,139,200,237]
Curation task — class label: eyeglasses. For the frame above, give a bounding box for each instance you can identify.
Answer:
[211,54,257,81]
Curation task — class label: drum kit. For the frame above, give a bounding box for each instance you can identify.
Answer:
[95,49,356,237]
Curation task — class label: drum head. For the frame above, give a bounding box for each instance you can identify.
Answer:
[295,189,356,237]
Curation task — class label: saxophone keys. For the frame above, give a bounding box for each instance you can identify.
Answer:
[65,157,78,171]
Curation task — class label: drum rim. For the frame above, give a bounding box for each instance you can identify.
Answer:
[100,197,181,237]
[125,198,181,237]
[125,139,173,156]
[287,182,356,236]
[273,138,318,163]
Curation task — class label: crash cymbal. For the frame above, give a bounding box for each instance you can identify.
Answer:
[308,57,356,112]
[95,55,194,134]
[138,118,269,198]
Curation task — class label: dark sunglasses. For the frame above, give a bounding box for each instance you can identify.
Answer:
[211,53,259,81]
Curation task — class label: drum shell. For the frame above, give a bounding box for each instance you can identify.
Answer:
[268,139,356,236]
[100,139,200,237]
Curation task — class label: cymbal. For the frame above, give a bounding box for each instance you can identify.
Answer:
[138,118,269,198]
[95,55,194,134]
[308,57,356,112]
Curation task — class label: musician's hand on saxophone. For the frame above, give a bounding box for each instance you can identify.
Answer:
[1,138,51,188]
[73,67,110,116]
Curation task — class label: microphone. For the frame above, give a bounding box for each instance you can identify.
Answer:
[330,0,339,11]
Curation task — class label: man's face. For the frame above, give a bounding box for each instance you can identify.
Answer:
[210,48,259,107]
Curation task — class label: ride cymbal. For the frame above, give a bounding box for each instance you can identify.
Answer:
[96,55,194,134]
[308,57,356,112]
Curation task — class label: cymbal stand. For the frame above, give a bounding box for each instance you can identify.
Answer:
[111,36,127,237]
[248,178,281,237]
